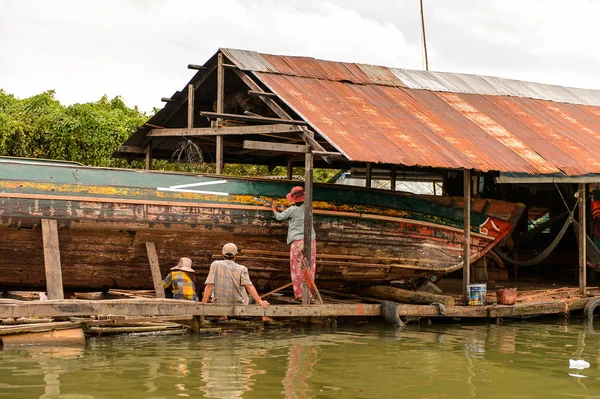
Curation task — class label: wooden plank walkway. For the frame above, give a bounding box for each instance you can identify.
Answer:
[0,297,592,319]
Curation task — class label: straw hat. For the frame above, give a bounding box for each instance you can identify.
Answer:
[286,186,305,203]
[171,257,195,273]
[222,243,238,256]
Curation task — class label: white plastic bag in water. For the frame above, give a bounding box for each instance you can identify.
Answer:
[569,359,590,370]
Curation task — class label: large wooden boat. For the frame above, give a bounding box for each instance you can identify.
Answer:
[0,158,524,292]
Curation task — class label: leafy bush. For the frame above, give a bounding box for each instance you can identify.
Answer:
[0,90,338,182]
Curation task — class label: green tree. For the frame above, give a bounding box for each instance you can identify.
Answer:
[0,90,338,182]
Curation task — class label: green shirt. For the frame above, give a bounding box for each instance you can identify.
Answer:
[274,203,316,244]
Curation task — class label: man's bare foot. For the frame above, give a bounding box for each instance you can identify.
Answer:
[219,316,228,320]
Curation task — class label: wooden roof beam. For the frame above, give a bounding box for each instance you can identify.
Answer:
[248,90,278,98]
[200,111,308,125]
[243,140,309,154]
[117,145,146,154]
[187,64,208,70]
[147,124,303,137]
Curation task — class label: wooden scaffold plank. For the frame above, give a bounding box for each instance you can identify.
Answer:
[146,242,165,299]
[41,219,64,300]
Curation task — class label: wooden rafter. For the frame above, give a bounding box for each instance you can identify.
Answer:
[147,124,302,137]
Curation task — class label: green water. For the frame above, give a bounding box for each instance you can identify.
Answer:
[1,319,600,398]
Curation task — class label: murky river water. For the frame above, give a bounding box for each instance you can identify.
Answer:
[1,318,600,398]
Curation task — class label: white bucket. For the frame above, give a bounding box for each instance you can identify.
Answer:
[467,283,486,306]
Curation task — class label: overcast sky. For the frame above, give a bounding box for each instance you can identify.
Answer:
[1,0,599,113]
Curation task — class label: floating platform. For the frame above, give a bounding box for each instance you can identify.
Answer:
[0,296,594,321]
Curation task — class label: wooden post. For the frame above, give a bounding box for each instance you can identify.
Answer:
[287,158,293,180]
[41,219,64,300]
[145,143,152,170]
[146,242,165,299]
[579,183,587,295]
[390,167,397,191]
[216,52,225,174]
[365,162,372,188]
[303,148,314,305]
[187,83,194,129]
[463,169,471,302]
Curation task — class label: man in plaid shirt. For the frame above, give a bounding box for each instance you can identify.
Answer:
[162,257,199,301]
[202,243,269,309]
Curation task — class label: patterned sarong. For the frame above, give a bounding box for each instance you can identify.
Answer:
[290,239,317,300]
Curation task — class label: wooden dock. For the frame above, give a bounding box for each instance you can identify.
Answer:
[0,297,592,320]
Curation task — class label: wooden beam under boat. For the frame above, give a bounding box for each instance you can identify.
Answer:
[0,297,591,319]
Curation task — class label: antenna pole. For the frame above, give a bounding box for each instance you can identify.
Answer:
[420,0,429,71]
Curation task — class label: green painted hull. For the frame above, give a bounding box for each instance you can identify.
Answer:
[0,159,524,291]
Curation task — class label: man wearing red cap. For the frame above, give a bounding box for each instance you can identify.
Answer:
[271,186,317,301]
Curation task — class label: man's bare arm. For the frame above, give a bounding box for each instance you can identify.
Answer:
[202,284,214,303]
[245,284,269,308]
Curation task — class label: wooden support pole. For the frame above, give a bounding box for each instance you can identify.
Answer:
[463,169,471,302]
[187,83,194,129]
[358,285,455,307]
[287,158,293,180]
[146,242,165,299]
[216,52,225,174]
[390,167,397,191]
[41,219,64,300]
[579,183,587,295]
[145,143,152,170]
[303,148,314,305]
[365,162,372,188]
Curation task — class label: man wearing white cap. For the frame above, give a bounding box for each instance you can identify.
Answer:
[162,257,198,301]
[202,243,269,309]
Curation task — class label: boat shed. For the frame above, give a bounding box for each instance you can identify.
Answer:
[115,48,600,300]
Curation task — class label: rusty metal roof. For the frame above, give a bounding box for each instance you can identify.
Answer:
[221,48,600,175]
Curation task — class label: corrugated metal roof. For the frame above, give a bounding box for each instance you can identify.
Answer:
[224,48,600,107]
[221,48,600,175]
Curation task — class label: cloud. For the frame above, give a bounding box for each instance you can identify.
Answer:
[0,0,419,112]
[1,0,599,113]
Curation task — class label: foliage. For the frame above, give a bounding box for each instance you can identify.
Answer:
[0,90,339,182]
[0,90,147,167]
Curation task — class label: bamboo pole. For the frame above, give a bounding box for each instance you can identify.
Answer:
[390,167,397,191]
[260,282,293,299]
[365,162,372,188]
[463,169,471,302]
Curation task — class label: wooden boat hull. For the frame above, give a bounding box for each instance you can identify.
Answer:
[0,160,524,292]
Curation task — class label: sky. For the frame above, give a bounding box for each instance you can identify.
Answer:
[1,0,600,113]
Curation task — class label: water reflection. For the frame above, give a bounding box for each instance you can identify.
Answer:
[1,321,600,398]
[282,345,318,399]
[200,337,267,398]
